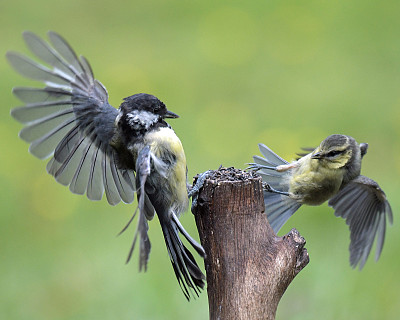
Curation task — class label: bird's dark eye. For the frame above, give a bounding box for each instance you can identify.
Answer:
[326,150,342,158]
[153,102,164,114]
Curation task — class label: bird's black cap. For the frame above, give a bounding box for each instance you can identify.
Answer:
[120,93,178,118]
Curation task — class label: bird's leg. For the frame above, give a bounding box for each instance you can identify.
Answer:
[247,162,298,172]
[188,170,212,212]
[276,163,298,172]
[263,182,290,196]
[246,163,276,171]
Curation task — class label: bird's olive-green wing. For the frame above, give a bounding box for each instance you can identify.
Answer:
[328,175,393,269]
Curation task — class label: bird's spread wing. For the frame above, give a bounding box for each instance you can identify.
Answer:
[251,144,302,232]
[252,143,290,191]
[8,31,135,205]
[328,175,393,269]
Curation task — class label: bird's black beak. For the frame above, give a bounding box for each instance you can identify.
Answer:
[311,152,322,160]
[164,110,179,119]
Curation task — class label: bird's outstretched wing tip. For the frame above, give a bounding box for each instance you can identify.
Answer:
[330,176,392,268]
[9,32,138,207]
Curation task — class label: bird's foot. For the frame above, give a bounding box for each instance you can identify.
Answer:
[246,163,277,171]
[189,170,212,212]
[262,182,290,196]
[247,162,297,172]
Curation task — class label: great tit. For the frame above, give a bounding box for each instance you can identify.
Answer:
[248,134,393,269]
[7,31,205,299]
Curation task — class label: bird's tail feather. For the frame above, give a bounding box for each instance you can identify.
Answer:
[171,212,205,257]
[161,216,205,300]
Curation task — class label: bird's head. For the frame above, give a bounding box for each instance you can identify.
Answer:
[116,93,178,136]
[311,134,358,170]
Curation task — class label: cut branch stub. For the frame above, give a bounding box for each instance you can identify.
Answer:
[193,167,309,320]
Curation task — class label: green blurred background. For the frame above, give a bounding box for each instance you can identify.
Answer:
[1,0,400,319]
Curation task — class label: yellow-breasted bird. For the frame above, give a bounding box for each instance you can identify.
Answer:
[248,134,393,269]
[7,31,205,299]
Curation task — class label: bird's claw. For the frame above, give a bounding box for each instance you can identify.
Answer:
[246,163,279,172]
[246,162,262,171]
[262,182,290,196]
[189,170,212,212]
[262,182,272,192]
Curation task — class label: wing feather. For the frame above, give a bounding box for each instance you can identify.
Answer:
[87,143,105,201]
[258,143,289,166]
[23,31,87,87]
[252,143,300,232]
[8,32,135,205]
[252,144,290,192]
[102,147,122,206]
[69,139,94,195]
[328,175,392,269]
[29,117,76,159]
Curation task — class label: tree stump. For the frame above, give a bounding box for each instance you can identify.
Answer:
[193,167,309,320]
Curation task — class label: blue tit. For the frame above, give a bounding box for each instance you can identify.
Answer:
[249,134,393,269]
[7,31,205,299]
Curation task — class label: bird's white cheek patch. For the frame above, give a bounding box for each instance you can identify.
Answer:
[126,110,159,130]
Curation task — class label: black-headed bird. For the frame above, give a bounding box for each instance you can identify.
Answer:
[248,134,393,269]
[7,31,205,299]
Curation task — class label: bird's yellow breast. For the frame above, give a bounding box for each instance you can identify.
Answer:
[144,127,189,213]
[289,154,344,205]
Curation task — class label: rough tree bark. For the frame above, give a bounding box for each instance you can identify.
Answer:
[193,167,309,320]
